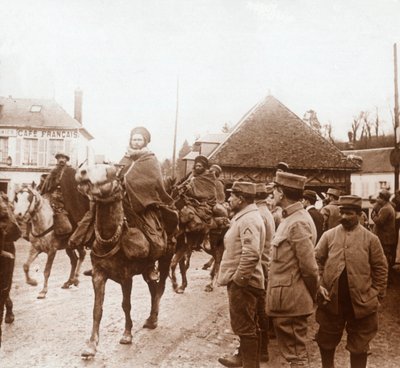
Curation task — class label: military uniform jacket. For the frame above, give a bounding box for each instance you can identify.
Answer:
[218,203,265,289]
[267,202,318,317]
[256,200,275,279]
[320,202,341,231]
[315,224,388,319]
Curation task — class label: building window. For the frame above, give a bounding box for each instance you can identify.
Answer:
[48,139,64,165]
[23,138,38,166]
[0,137,8,164]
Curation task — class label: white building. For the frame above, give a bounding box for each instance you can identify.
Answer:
[0,91,94,198]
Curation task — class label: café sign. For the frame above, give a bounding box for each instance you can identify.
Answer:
[16,129,79,139]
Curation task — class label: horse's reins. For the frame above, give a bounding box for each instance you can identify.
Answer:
[91,181,125,259]
[18,188,54,238]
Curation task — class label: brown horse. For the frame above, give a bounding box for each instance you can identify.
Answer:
[170,204,228,293]
[76,164,173,358]
[13,187,86,299]
[0,192,21,347]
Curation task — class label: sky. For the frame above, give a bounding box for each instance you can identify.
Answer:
[1,0,400,162]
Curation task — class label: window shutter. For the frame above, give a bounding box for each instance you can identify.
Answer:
[15,138,22,165]
[38,139,47,167]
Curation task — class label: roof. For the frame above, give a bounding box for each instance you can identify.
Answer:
[194,133,228,144]
[209,95,359,171]
[0,96,94,139]
[182,151,200,161]
[342,147,393,173]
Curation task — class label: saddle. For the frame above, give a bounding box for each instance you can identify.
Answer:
[120,225,150,260]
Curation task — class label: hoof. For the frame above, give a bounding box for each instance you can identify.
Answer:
[73,279,80,287]
[81,341,97,358]
[176,286,185,294]
[37,292,46,299]
[27,279,38,287]
[119,335,133,345]
[61,282,71,289]
[204,284,213,292]
[5,313,15,324]
[143,318,157,329]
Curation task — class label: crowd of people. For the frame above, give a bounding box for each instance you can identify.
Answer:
[5,125,398,368]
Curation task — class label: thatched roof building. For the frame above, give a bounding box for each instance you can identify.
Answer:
[208,95,360,194]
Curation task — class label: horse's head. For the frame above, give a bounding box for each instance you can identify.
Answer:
[13,187,39,221]
[76,164,121,200]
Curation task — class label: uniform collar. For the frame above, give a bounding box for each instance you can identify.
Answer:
[232,203,259,220]
[282,202,304,218]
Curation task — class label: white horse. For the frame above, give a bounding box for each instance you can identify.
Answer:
[13,186,85,299]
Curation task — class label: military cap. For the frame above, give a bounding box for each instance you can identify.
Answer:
[255,183,267,194]
[194,155,209,168]
[378,189,391,201]
[130,126,151,145]
[327,188,341,198]
[55,152,70,161]
[274,172,306,190]
[209,164,222,175]
[338,195,362,210]
[227,181,256,196]
[303,189,317,202]
[276,162,289,172]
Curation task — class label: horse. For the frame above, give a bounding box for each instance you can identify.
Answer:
[13,186,86,299]
[75,164,174,358]
[0,192,21,347]
[170,203,229,293]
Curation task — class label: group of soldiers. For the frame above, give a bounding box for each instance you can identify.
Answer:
[29,126,392,368]
[216,170,389,368]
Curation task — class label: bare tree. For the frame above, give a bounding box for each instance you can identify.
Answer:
[351,112,364,142]
[303,109,321,133]
[221,122,232,133]
[321,122,334,143]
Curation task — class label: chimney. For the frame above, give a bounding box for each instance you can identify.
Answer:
[74,88,83,124]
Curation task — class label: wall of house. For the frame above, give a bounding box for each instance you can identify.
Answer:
[351,172,394,199]
[0,127,94,199]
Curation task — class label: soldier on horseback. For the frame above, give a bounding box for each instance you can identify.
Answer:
[40,152,89,237]
[70,126,177,282]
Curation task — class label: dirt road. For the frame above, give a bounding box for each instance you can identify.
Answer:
[1,240,400,367]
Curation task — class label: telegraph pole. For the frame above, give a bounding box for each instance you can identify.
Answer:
[171,77,179,179]
[394,43,400,191]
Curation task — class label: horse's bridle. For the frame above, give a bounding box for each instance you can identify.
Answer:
[89,179,125,258]
[16,188,54,238]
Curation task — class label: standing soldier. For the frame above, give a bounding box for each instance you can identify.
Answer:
[267,172,318,367]
[315,195,388,368]
[320,188,342,232]
[218,182,265,368]
[371,189,396,279]
[303,189,324,243]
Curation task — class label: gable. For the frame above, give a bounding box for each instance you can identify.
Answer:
[209,95,359,171]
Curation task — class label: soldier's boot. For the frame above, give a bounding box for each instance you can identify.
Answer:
[319,347,335,368]
[218,346,242,367]
[240,336,259,368]
[259,330,269,362]
[350,352,367,368]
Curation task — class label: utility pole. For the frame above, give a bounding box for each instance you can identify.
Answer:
[171,77,179,179]
[394,43,400,191]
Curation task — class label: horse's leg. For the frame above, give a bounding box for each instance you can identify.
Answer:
[177,251,191,293]
[62,247,78,289]
[81,272,107,358]
[23,245,40,286]
[5,296,14,324]
[73,246,86,285]
[202,255,214,270]
[170,248,185,293]
[37,249,56,299]
[119,279,133,344]
[0,294,4,347]
[143,254,172,329]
